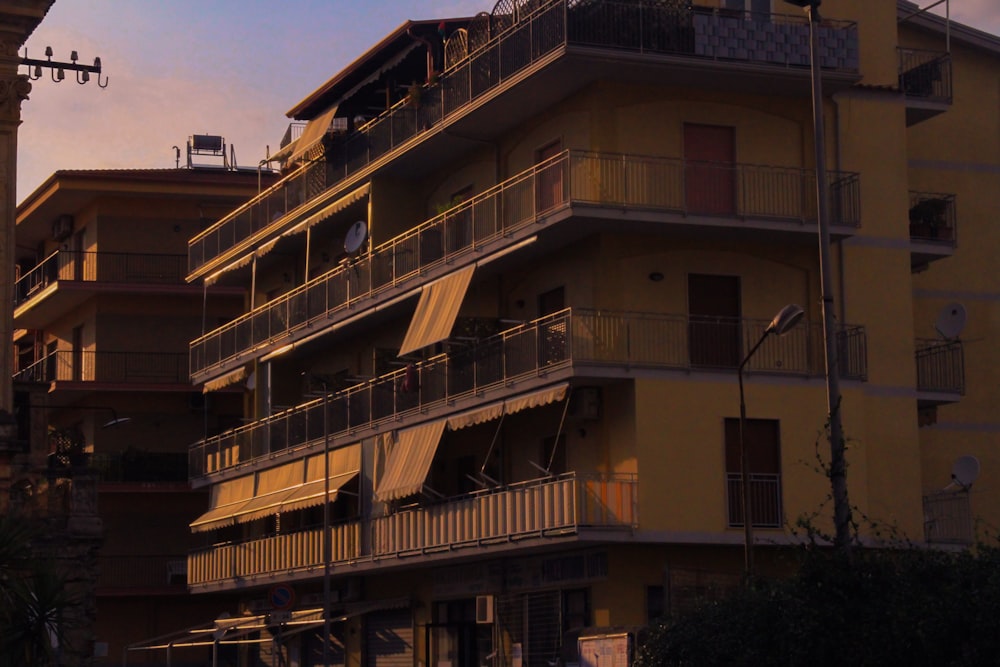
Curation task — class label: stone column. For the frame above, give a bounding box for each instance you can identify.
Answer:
[0,1,56,413]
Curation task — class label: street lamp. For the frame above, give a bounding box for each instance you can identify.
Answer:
[739,304,804,581]
[783,0,853,554]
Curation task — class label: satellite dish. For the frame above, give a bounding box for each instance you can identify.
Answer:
[245,371,256,391]
[344,221,368,255]
[934,302,967,339]
[951,455,980,490]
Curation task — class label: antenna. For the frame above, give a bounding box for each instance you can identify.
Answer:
[951,455,980,491]
[934,302,967,340]
[344,221,368,255]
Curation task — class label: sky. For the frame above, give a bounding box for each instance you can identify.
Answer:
[14,0,1000,203]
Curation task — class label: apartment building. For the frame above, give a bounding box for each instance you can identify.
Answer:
[156,1,996,665]
[10,153,274,664]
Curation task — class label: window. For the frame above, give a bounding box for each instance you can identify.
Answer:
[646,585,666,624]
[724,418,782,528]
[724,0,771,15]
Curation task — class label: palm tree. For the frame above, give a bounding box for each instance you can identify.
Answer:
[0,514,75,667]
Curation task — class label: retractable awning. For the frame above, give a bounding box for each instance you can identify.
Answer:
[189,475,254,533]
[283,183,371,237]
[202,366,248,393]
[375,420,447,501]
[233,459,305,524]
[286,104,339,164]
[445,383,570,430]
[398,264,475,356]
[279,444,361,513]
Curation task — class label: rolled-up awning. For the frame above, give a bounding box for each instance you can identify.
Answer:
[446,383,570,430]
[189,475,254,532]
[375,420,447,501]
[283,183,371,238]
[202,366,248,393]
[398,264,475,357]
[286,104,339,164]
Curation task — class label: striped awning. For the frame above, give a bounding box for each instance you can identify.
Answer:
[283,183,370,237]
[286,104,339,164]
[375,420,447,501]
[398,265,475,356]
[189,475,254,532]
[446,383,569,430]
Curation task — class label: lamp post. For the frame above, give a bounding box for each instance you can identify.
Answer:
[783,0,853,554]
[739,304,804,581]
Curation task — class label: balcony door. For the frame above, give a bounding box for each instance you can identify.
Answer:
[535,140,564,212]
[724,417,782,527]
[684,123,736,216]
[688,274,741,368]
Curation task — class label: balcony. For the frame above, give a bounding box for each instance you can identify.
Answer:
[98,554,189,592]
[726,472,782,528]
[187,472,636,589]
[898,47,952,126]
[923,491,973,545]
[13,350,189,389]
[909,191,956,270]
[188,0,859,278]
[14,250,188,329]
[189,308,867,479]
[92,450,188,483]
[915,338,964,405]
[190,149,861,382]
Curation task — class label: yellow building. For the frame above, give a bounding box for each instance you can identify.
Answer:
[11,154,273,664]
[159,2,996,665]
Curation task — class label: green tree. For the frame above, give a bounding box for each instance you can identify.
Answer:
[0,515,75,667]
[636,546,1000,667]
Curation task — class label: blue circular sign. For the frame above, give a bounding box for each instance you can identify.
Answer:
[269,584,295,610]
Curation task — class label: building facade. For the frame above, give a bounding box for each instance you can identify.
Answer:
[160,1,996,665]
[10,160,274,664]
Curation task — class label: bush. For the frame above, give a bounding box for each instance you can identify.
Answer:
[636,546,1000,667]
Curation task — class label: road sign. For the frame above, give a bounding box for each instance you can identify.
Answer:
[269,584,296,611]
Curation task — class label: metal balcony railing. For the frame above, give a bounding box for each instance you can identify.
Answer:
[908,191,957,243]
[189,308,867,478]
[98,555,189,589]
[898,47,952,103]
[923,491,973,545]
[189,149,861,380]
[726,472,782,528]
[91,450,188,483]
[915,339,964,395]
[188,519,361,587]
[15,250,187,306]
[13,350,189,385]
[187,472,636,587]
[188,0,859,276]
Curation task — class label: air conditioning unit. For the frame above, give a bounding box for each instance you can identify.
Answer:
[51,215,73,242]
[475,595,494,624]
[568,387,601,421]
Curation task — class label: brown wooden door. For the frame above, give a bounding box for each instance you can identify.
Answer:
[684,124,736,215]
[688,274,741,368]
